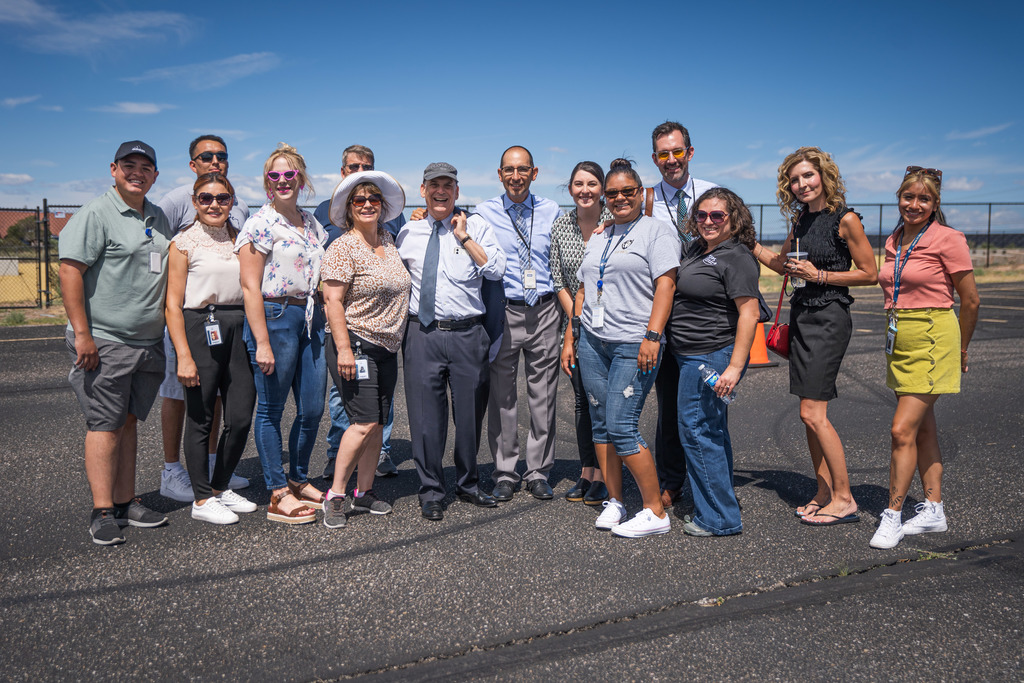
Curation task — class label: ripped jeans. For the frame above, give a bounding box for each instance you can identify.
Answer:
[576,327,661,456]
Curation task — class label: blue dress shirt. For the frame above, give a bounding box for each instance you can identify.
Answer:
[474,193,562,299]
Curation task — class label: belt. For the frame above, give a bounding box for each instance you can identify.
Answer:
[264,294,324,306]
[506,292,554,307]
[408,314,483,331]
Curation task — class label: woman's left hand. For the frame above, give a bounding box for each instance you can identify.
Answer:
[715,365,742,398]
[637,339,660,374]
[785,258,817,282]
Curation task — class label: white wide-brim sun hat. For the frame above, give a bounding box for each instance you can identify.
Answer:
[329,170,406,227]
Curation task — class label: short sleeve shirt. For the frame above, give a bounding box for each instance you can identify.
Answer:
[320,228,412,353]
[171,221,243,308]
[157,183,250,233]
[879,223,973,309]
[234,203,326,298]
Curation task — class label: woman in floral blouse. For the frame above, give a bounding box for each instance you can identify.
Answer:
[237,143,327,524]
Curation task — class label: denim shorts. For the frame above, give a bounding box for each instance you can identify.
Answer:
[576,328,660,456]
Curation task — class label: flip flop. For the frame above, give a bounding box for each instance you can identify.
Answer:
[800,512,860,526]
[794,502,825,518]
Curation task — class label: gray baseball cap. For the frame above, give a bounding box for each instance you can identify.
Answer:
[422,162,457,182]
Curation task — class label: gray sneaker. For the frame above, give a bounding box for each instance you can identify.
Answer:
[323,494,349,529]
[351,489,392,515]
[375,451,398,477]
[114,499,168,528]
[682,515,713,537]
[90,509,125,546]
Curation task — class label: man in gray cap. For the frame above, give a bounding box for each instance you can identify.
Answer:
[59,140,174,545]
[395,162,506,521]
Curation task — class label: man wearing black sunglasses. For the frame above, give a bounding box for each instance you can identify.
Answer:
[154,134,251,504]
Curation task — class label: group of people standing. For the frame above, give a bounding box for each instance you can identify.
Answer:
[60,122,979,550]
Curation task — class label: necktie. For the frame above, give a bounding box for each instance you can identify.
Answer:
[674,188,693,243]
[419,220,441,326]
[512,203,538,306]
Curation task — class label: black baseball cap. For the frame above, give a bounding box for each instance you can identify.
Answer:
[114,140,158,168]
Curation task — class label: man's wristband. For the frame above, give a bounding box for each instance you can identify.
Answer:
[459,234,473,246]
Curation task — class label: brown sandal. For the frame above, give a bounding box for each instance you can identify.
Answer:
[267,490,317,524]
[288,480,325,510]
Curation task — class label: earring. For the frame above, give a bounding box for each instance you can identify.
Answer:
[299,185,305,191]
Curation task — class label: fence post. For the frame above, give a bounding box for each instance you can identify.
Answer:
[986,203,992,268]
[758,205,763,243]
[42,199,51,306]
[877,204,883,260]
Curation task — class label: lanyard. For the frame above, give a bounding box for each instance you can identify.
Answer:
[660,181,694,243]
[891,221,931,310]
[597,215,642,294]
[505,197,535,252]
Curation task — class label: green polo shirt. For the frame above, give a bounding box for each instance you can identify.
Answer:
[59,186,173,345]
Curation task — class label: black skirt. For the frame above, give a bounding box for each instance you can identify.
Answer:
[789,299,852,401]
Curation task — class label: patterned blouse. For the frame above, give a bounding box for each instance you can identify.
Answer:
[172,220,243,308]
[320,227,412,353]
[551,206,614,297]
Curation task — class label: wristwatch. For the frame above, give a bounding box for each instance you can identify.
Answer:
[459,234,473,246]
[644,330,662,342]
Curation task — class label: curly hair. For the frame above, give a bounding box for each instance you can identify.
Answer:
[776,147,846,224]
[684,187,756,250]
[345,181,390,230]
[262,142,315,200]
[895,168,947,228]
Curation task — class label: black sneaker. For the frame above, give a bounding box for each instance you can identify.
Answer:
[323,494,349,529]
[114,499,168,528]
[351,490,392,515]
[90,508,125,546]
[322,457,336,480]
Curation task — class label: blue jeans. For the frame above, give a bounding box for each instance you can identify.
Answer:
[325,383,394,459]
[243,302,327,490]
[676,346,743,535]
[576,328,660,456]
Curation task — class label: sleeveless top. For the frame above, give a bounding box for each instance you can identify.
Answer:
[791,207,859,308]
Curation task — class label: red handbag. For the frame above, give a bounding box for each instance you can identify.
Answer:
[766,275,790,359]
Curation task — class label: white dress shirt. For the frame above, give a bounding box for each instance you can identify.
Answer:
[650,176,718,231]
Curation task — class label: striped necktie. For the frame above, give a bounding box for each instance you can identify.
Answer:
[674,188,693,243]
[512,203,538,305]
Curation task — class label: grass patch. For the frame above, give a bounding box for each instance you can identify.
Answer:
[2,311,27,326]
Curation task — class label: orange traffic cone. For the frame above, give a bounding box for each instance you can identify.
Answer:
[748,322,778,368]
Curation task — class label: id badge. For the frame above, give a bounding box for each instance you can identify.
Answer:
[355,355,370,381]
[148,252,162,274]
[523,268,537,290]
[885,320,897,356]
[205,322,223,346]
[592,303,605,329]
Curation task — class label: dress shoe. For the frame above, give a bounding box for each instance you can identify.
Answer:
[457,489,498,507]
[526,479,554,500]
[583,480,609,505]
[492,480,515,502]
[565,478,591,502]
[421,500,443,521]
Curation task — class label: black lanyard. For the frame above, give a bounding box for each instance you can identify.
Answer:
[892,221,931,309]
[597,215,642,294]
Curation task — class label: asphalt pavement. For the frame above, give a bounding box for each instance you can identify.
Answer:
[1,282,1022,681]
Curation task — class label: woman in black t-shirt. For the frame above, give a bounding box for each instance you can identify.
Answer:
[667,188,762,536]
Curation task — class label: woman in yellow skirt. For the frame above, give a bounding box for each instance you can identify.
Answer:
[870,166,980,549]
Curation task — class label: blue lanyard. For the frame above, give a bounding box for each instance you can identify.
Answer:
[597,215,641,293]
[891,221,931,309]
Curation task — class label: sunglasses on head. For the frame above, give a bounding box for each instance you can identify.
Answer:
[196,192,233,207]
[905,166,943,186]
[655,148,690,161]
[350,194,383,207]
[267,170,299,182]
[604,186,640,200]
[193,151,228,163]
[695,210,729,224]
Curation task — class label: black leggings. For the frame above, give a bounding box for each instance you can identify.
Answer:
[181,307,255,500]
[570,359,598,470]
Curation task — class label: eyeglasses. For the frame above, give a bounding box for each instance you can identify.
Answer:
[266,170,300,182]
[604,186,640,200]
[655,148,691,161]
[350,194,383,207]
[195,192,233,206]
[695,210,729,224]
[905,165,943,186]
[192,151,228,163]
[500,166,534,176]
[345,163,374,172]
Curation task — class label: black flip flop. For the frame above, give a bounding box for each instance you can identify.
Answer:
[800,512,860,526]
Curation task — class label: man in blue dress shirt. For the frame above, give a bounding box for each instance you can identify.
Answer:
[396,162,507,521]
[475,146,563,501]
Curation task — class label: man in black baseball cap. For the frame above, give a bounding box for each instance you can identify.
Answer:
[114,140,158,168]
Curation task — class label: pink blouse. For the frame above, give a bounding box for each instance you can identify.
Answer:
[879,223,972,309]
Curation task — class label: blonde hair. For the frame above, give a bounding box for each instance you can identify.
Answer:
[776,147,847,224]
[896,169,946,227]
[262,142,314,199]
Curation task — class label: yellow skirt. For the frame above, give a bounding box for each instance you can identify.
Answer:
[886,307,961,395]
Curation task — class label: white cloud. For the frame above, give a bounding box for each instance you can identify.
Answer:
[0,0,57,24]
[31,160,56,167]
[943,177,984,192]
[845,171,904,194]
[39,105,62,112]
[2,95,41,108]
[548,147,568,154]
[188,128,252,141]
[746,141,763,150]
[91,102,176,115]
[0,173,34,185]
[946,122,1014,141]
[124,53,280,90]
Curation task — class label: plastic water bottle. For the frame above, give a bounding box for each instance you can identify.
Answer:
[698,363,735,404]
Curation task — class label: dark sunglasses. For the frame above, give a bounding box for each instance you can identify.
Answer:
[196,192,233,207]
[604,186,640,200]
[905,166,943,187]
[192,151,228,163]
[695,210,729,224]
[350,194,383,207]
[266,170,299,182]
[345,163,374,172]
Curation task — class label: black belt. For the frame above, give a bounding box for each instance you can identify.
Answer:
[506,292,554,307]
[408,314,483,331]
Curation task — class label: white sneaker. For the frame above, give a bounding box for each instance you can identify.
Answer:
[903,501,947,535]
[209,453,249,490]
[595,498,627,530]
[612,508,672,538]
[216,489,257,513]
[870,509,905,549]
[161,465,195,502]
[191,497,239,525]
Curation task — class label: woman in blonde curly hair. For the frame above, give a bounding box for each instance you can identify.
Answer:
[752,147,877,526]
[236,143,328,524]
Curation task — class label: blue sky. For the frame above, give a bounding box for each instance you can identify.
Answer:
[2,0,1022,236]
